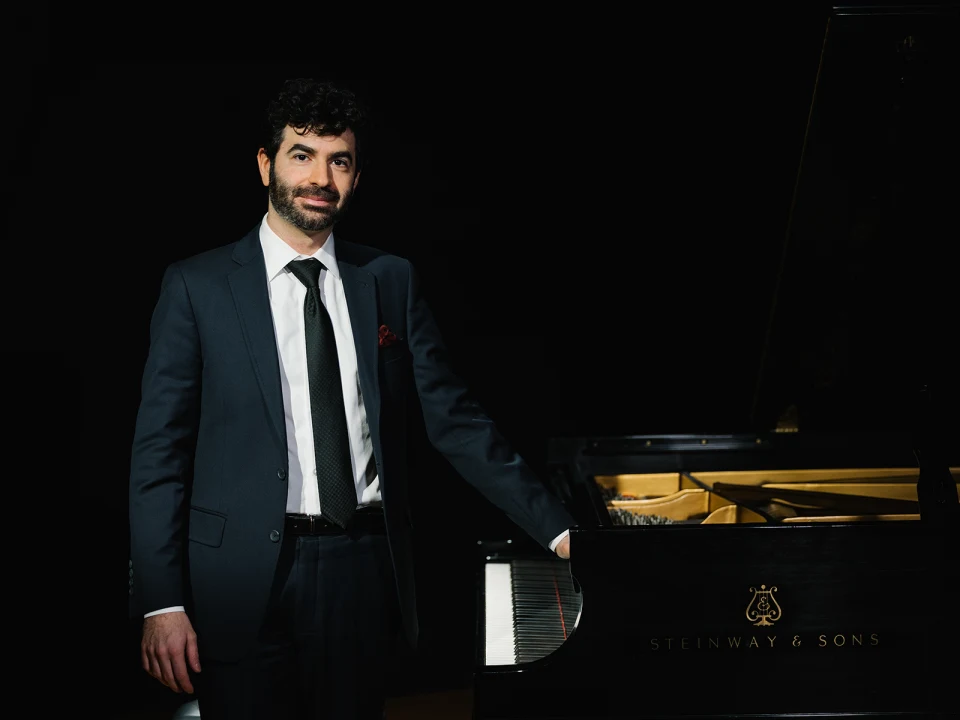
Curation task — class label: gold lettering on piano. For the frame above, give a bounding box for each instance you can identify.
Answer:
[746,584,782,626]
[648,633,879,650]
[646,586,881,651]
[650,635,778,650]
[818,633,879,647]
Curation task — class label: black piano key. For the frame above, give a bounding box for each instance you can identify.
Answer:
[509,558,581,664]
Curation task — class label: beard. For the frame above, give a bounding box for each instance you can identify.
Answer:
[268,163,353,233]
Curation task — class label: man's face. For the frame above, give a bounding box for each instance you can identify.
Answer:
[258,126,360,234]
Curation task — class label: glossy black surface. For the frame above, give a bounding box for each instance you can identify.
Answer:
[749,3,959,436]
[475,521,956,719]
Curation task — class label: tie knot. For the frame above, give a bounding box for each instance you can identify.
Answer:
[287,258,326,289]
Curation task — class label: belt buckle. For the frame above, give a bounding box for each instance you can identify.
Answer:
[309,515,316,534]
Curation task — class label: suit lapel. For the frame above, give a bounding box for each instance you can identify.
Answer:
[228,231,286,448]
[225,232,381,452]
[337,243,381,419]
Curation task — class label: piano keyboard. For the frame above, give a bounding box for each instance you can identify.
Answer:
[483,558,581,665]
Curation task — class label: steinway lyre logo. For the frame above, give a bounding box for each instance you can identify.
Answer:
[746,584,782,627]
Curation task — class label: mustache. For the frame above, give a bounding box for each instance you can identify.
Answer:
[294,186,339,202]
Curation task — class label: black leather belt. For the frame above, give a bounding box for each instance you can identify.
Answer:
[284,507,386,536]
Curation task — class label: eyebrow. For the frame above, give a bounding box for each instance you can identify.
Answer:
[287,144,354,163]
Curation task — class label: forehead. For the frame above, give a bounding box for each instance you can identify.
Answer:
[280,126,356,155]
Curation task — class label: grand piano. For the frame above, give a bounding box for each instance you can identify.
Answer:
[473,2,959,718]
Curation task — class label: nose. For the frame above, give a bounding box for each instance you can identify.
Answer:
[308,161,333,188]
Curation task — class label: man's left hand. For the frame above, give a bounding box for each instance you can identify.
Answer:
[555,535,570,559]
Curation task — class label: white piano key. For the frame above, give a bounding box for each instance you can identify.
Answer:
[484,562,517,665]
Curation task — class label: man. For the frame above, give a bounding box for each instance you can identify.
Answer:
[129,77,576,720]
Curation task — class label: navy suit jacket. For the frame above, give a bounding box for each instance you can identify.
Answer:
[128,225,576,662]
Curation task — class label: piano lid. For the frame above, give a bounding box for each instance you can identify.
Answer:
[750,1,959,438]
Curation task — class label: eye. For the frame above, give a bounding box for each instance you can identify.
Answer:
[293,154,310,162]
[333,158,349,168]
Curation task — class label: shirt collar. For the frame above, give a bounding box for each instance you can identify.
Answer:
[258,213,340,281]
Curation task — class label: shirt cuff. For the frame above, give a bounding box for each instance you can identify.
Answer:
[144,606,185,618]
[548,529,570,552]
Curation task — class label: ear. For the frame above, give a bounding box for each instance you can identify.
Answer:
[257,148,271,187]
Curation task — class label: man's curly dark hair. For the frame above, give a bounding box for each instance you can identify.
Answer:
[264,78,370,170]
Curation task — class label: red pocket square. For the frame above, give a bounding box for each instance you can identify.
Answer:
[378,324,399,347]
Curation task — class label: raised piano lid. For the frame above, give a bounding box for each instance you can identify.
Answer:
[748,0,959,442]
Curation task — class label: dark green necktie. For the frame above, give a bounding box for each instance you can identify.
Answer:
[286,258,357,529]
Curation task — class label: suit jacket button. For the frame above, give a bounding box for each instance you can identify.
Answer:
[277,468,286,481]
[269,530,281,542]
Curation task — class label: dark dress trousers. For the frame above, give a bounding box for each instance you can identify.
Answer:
[128,225,576,669]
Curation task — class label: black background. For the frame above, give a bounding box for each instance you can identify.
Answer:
[16,1,957,716]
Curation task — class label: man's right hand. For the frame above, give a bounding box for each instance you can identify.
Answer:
[141,611,201,694]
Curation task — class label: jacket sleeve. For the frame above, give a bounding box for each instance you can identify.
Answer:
[128,262,202,615]
[404,261,575,550]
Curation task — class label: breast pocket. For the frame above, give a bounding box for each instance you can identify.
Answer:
[380,343,411,400]
[381,342,409,366]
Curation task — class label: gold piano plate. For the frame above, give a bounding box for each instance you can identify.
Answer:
[701,504,768,524]
[595,472,688,499]
[599,467,959,525]
[608,488,711,521]
[781,514,922,523]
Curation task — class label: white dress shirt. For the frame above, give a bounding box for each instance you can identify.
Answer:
[260,215,380,514]
[144,214,567,618]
